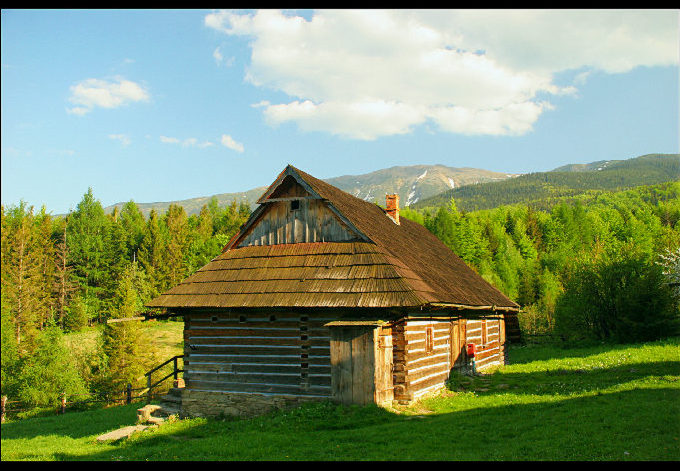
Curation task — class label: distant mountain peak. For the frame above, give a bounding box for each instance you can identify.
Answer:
[103,164,518,217]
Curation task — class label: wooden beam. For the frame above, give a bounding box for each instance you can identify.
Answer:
[106,316,146,324]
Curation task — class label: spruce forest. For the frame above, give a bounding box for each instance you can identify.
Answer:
[1,155,679,414]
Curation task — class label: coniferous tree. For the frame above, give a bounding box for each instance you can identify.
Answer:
[100,261,156,392]
[164,204,190,288]
[67,188,110,323]
[2,203,44,349]
[138,209,167,298]
[119,201,146,262]
[52,215,76,327]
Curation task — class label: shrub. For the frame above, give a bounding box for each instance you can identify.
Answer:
[555,251,680,343]
[13,325,89,407]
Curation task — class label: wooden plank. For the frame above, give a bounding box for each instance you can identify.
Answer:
[336,328,353,404]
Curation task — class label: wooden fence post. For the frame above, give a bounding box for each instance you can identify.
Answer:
[126,383,132,404]
[1,396,6,423]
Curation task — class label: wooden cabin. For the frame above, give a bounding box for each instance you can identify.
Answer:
[146,165,519,418]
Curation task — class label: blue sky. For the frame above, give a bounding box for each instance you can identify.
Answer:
[2,9,678,214]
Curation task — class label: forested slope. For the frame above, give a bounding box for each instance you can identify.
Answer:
[414,154,679,211]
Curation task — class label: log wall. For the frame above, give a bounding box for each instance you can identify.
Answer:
[392,312,507,403]
[183,310,332,399]
[181,309,508,413]
[464,315,505,370]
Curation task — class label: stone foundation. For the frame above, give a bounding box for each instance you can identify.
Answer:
[179,389,323,419]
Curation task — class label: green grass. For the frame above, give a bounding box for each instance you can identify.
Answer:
[2,338,679,461]
[63,320,184,361]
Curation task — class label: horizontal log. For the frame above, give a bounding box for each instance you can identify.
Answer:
[185,344,330,356]
[186,354,329,366]
[187,336,330,347]
[186,327,329,337]
[186,379,331,396]
[190,320,332,329]
[186,371,331,387]
[186,362,331,375]
[406,369,450,391]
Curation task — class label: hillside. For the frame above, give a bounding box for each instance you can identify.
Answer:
[414,153,680,211]
[104,164,517,217]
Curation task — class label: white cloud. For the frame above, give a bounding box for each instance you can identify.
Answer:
[160,135,180,144]
[205,9,679,139]
[221,134,245,153]
[67,76,149,115]
[213,46,224,64]
[213,46,235,67]
[108,134,131,147]
[160,135,215,148]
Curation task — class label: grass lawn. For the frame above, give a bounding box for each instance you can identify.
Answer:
[63,319,185,361]
[2,337,678,461]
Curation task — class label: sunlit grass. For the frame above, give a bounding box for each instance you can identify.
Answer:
[2,338,678,461]
[63,320,184,361]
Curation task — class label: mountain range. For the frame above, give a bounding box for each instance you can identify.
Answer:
[103,153,679,217]
[105,164,519,217]
[414,153,680,211]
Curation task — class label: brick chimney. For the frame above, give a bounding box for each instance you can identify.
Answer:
[386,194,400,225]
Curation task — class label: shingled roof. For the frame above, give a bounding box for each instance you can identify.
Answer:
[147,165,518,311]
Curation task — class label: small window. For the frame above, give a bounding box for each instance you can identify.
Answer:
[290,200,300,211]
[425,326,434,354]
[211,316,218,323]
[269,314,276,322]
[239,315,246,323]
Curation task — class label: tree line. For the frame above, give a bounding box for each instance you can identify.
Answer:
[402,181,680,342]
[1,190,250,409]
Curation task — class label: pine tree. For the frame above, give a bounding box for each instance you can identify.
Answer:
[138,209,168,297]
[52,215,77,327]
[164,204,190,288]
[2,203,44,349]
[67,188,110,323]
[100,262,156,392]
[119,200,146,262]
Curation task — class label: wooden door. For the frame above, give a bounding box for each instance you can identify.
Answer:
[374,327,393,404]
[330,326,375,406]
[329,325,393,406]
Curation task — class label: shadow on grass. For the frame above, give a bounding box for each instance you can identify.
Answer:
[52,386,680,461]
[0,403,143,441]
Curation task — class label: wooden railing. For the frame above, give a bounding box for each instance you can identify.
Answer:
[142,355,184,403]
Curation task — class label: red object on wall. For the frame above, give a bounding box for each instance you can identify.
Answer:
[466,343,476,357]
